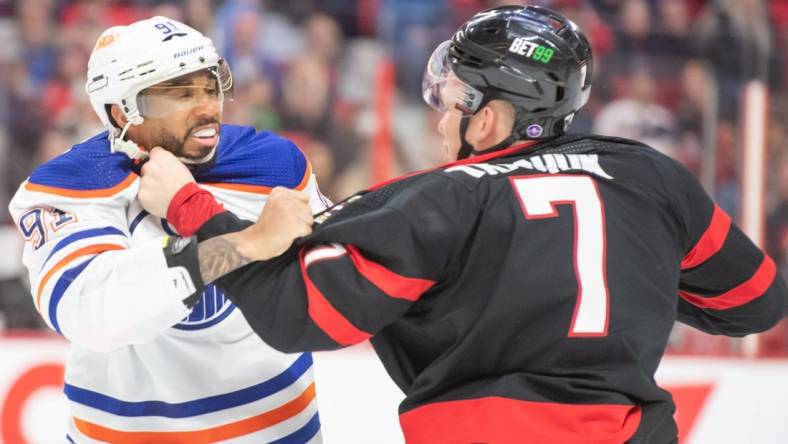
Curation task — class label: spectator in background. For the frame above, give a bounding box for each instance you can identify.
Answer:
[551,0,615,59]
[221,7,273,85]
[673,59,712,175]
[767,143,788,286]
[15,0,57,89]
[593,65,678,158]
[248,75,281,131]
[59,0,142,54]
[280,56,334,145]
[280,54,360,183]
[551,0,615,134]
[0,15,40,331]
[40,44,89,120]
[607,0,655,75]
[305,13,344,66]
[215,0,303,75]
[377,0,451,98]
[696,0,772,121]
[653,0,696,62]
[0,18,18,222]
[183,0,213,33]
[2,37,46,223]
[713,122,741,219]
[283,132,337,197]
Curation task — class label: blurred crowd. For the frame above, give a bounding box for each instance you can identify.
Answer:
[0,0,786,354]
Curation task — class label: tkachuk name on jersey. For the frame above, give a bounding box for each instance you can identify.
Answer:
[445,153,614,180]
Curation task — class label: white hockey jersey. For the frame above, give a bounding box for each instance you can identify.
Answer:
[9,124,330,443]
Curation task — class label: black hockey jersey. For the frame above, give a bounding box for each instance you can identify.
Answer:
[202,135,786,444]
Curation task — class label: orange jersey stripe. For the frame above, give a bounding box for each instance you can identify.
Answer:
[73,383,317,444]
[36,244,126,310]
[202,161,313,194]
[25,173,138,198]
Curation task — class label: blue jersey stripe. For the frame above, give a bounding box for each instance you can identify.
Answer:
[43,227,126,270]
[269,412,321,444]
[49,258,96,334]
[128,210,149,235]
[64,352,314,418]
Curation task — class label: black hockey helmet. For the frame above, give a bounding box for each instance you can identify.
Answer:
[423,5,593,158]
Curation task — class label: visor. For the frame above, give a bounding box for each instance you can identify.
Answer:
[422,40,483,115]
[137,65,232,119]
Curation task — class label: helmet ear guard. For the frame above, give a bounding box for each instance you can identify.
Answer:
[217,58,234,100]
[422,40,484,116]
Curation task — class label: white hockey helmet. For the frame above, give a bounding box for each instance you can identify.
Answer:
[86,16,231,159]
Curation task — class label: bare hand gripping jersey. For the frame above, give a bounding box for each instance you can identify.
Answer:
[198,135,785,444]
[9,124,326,443]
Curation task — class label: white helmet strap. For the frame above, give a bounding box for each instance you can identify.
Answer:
[111,118,149,161]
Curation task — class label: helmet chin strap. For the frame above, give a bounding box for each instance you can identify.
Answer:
[111,119,149,161]
[455,115,519,161]
[456,116,475,160]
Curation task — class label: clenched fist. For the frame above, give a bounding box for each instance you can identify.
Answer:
[237,187,314,261]
[138,147,195,218]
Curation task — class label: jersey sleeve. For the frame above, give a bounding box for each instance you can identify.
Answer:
[667,160,786,336]
[289,139,332,213]
[9,178,193,352]
[302,171,333,214]
[211,174,474,352]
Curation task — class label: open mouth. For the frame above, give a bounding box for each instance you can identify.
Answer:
[190,125,220,148]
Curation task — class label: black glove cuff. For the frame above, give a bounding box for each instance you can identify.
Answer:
[162,235,204,308]
[196,211,253,241]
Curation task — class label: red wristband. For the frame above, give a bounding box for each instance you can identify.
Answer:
[167,182,225,236]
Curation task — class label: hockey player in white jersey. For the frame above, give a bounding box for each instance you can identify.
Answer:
[9,16,327,443]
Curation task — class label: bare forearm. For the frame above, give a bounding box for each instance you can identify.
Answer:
[194,188,314,283]
[197,233,253,283]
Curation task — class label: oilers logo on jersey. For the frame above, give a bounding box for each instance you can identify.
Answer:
[173,284,236,330]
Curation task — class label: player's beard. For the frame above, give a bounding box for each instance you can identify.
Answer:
[155,117,220,162]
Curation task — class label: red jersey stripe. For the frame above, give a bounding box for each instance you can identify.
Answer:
[681,204,731,269]
[298,247,372,346]
[399,396,641,444]
[679,255,777,310]
[345,245,435,301]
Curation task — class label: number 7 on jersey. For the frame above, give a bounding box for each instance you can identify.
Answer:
[510,175,609,337]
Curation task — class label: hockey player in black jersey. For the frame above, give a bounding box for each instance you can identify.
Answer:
[139,5,787,444]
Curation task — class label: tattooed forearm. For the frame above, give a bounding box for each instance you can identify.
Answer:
[198,234,252,283]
